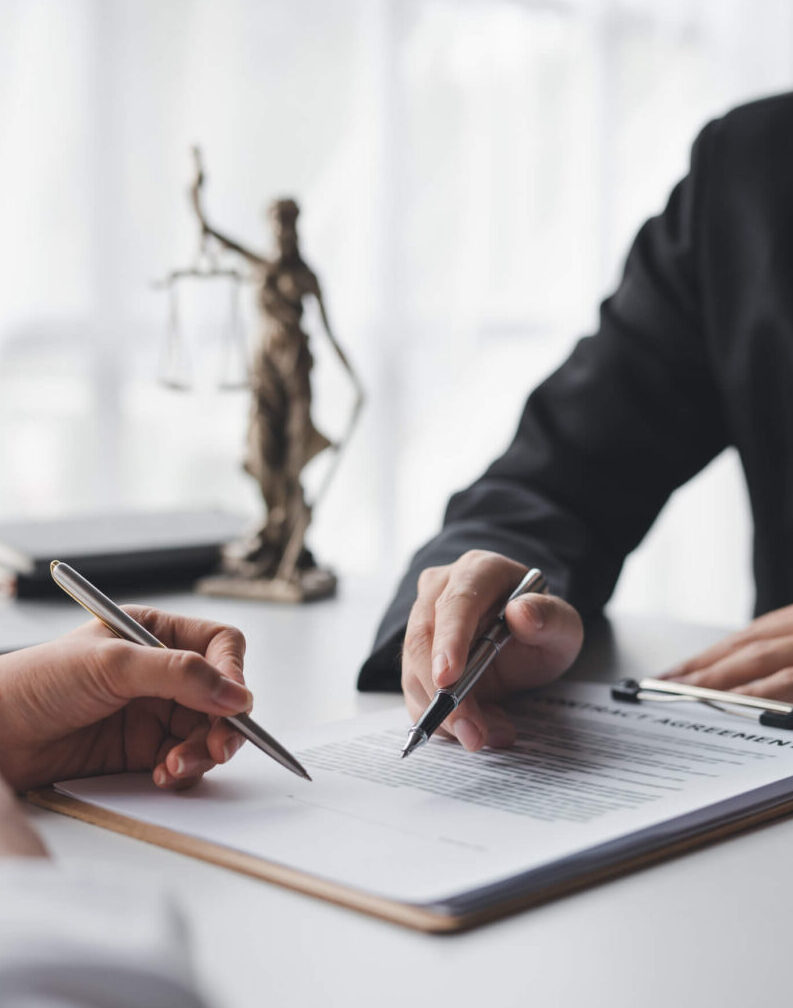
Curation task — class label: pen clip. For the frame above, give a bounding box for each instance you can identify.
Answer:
[610,677,793,729]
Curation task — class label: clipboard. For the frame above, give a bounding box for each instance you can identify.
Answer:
[27,777,793,934]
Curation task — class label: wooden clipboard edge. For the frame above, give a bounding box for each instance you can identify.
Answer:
[427,791,793,931]
[25,787,458,934]
[26,787,793,935]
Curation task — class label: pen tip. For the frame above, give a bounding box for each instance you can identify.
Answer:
[401,727,426,759]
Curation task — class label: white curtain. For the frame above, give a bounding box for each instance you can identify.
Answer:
[1,0,791,625]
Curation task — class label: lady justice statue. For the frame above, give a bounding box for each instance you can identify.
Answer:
[189,148,364,602]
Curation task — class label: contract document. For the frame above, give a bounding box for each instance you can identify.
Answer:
[43,681,793,930]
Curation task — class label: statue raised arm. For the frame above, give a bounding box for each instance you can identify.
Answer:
[190,147,267,268]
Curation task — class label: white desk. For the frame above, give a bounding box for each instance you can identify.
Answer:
[9,586,789,1008]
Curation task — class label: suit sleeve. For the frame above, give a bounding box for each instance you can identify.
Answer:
[358,119,728,691]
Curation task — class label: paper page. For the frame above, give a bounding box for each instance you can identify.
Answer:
[54,682,793,904]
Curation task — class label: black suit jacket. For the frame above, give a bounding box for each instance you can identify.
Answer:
[359,92,793,692]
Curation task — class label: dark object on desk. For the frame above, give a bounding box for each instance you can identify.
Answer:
[174,147,364,604]
[0,509,247,598]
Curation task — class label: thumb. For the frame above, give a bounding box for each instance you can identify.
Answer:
[503,593,584,681]
[445,595,582,752]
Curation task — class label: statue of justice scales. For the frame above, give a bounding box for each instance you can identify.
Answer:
[154,148,364,602]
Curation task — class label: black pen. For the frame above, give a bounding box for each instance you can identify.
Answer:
[50,560,311,781]
[401,568,549,758]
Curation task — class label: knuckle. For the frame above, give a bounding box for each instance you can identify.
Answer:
[732,631,756,652]
[123,604,157,628]
[454,549,494,573]
[443,551,525,610]
[417,566,445,596]
[171,649,211,683]
[743,640,771,674]
[435,583,480,612]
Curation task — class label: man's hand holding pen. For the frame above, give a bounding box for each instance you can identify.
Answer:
[402,550,793,758]
[401,550,584,753]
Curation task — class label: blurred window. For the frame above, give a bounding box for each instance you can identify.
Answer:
[0,0,790,623]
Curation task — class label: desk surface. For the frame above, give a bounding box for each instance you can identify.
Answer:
[9,585,785,1008]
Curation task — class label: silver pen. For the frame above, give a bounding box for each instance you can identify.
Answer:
[401,567,549,758]
[50,560,311,781]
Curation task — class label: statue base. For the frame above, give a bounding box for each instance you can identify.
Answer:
[195,566,337,604]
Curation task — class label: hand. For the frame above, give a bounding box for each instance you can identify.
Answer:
[0,608,252,792]
[402,550,583,751]
[665,604,793,700]
[0,775,48,858]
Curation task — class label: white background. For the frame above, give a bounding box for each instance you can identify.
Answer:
[1,0,791,625]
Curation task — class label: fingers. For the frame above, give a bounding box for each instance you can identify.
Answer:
[668,637,793,692]
[401,647,455,742]
[665,630,752,679]
[666,604,793,679]
[428,555,526,686]
[203,624,247,684]
[729,667,793,703]
[206,718,247,764]
[3,608,251,790]
[662,603,793,702]
[402,552,527,748]
[448,700,518,751]
[164,707,245,763]
[59,610,252,749]
[403,565,449,696]
[153,721,247,791]
[480,704,517,748]
[440,693,488,750]
[85,639,253,721]
[153,723,211,789]
[401,551,582,752]
[123,607,247,684]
